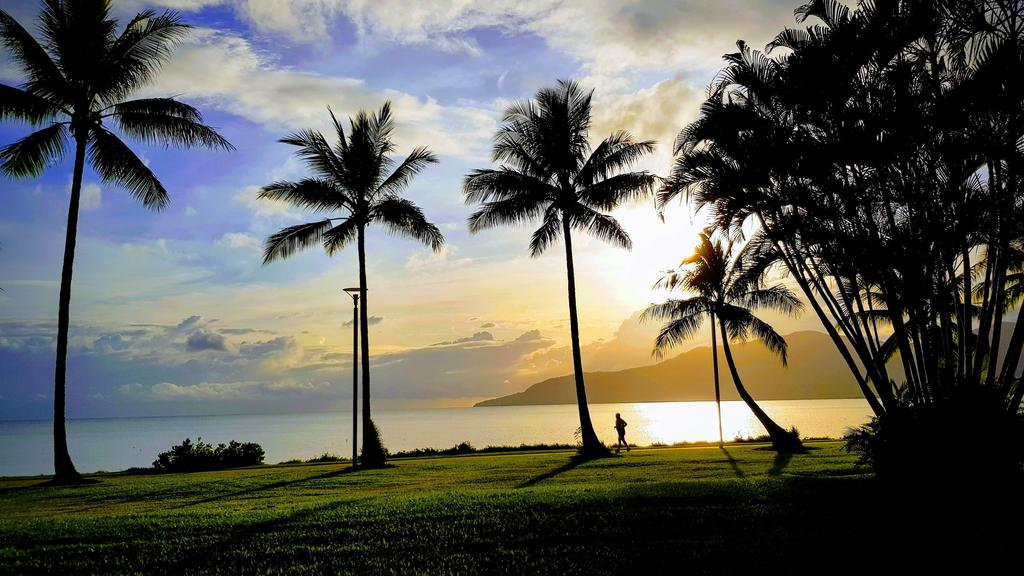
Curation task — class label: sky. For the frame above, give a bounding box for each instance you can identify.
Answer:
[0,0,825,420]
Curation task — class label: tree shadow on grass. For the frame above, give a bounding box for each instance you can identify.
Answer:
[154,498,360,575]
[768,451,794,476]
[517,456,588,488]
[176,465,375,509]
[718,447,745,478]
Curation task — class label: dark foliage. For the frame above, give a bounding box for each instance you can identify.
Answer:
[152,438,265,472]
[846,388,1024,482]
[360,418,388,467]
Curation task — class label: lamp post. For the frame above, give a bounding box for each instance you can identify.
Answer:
[343,287,360,467]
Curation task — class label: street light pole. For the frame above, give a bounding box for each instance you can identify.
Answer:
[344,287,360,467]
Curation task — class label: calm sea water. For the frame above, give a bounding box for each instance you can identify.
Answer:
[0,399,873,477]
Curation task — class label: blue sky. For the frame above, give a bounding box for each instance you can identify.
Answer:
[0,0,819,419]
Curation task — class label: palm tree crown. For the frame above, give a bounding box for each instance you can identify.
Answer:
[464,79,657,256]
[645,232,801,360]
[260,102,443,263]
[0,1,232,201]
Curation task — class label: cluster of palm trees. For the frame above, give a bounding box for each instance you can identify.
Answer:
[662,0,1024,472]
[4,0,1021,481]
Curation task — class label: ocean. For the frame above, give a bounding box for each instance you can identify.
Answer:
[0,399,873,476]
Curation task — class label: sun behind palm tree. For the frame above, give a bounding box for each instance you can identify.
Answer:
[643,231,804,452]
[464,79,657,457]
[260,102,443,467]
[0,1,233,482]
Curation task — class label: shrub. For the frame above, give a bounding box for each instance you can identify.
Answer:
[845,388,1024,484]
[152,437,265,472]
[306,453,345,463]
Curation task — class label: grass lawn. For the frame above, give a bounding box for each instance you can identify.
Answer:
[0,442,1013,575]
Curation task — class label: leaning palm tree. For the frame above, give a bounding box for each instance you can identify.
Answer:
[0,1,232,483]
[260,102,443,467]
[642,231,804,452]
[464,79,657,457]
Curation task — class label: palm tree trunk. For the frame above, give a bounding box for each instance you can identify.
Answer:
[356,224,385,465]
[53,134,86,483]
[711,312,723,446]
[562,220,604,456]
[718,320,801,453]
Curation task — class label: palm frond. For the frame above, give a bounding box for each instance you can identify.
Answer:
[467,190,547,233]
[568,205,632,250]
[96,9,191,104]
[262,219,334,265]
[0,123,67,177]
[463,168,556,204]
[113,108,233,150]
[576,132,655,187]
[577,171,658,211]
[87,127,168,210]
[0,84,63,125]
[280,128,344,183]
[376,146,438,197]
[323,217,358,256]
[737,285,804,316]
[259,179,350,213]
[372,196,444,251]
[0,8,70,106]
[529,205,562,257]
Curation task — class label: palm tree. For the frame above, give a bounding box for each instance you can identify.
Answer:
[642,232,804,452]
[260,102,443,467]
[464,80,657,457]
[0,1,232,483]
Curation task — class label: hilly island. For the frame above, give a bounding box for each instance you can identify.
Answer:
[477,331,862,407]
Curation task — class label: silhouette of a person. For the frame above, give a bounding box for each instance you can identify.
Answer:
[614,413,629,453]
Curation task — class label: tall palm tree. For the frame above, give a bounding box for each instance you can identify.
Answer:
[260,102,443,467]
[643,232,804,452]
[0,1,232,483]
[464,80,657,457]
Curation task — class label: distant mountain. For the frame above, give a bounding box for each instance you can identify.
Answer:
[476,331,864,407]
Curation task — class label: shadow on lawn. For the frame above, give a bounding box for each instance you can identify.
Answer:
[718,447,745,478]
[517,456,588,488]
[768,451,794,476]
[155,498,358,575]
[176,465,374,509]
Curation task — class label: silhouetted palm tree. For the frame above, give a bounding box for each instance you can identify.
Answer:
[464,80,657,456]
[0,1,232,482]
[643,232,804,452]
[260,102,443,467]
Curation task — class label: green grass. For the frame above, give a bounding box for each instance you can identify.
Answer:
[0,442,1013,575]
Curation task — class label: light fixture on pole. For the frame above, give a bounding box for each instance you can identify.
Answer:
[343,287,361,467]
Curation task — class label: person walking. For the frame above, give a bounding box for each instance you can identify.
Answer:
[614,413,630,453]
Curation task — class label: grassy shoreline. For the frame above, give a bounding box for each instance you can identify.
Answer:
[0,441,1012,574]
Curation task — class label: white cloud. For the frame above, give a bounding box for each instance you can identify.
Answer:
[80,183,102,210]
[143,28,496,159]
[219,232,259,249]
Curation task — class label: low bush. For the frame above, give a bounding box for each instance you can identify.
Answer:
[152,438,265,472]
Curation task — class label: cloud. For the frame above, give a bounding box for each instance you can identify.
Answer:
[480,322,495,328]
[143,28,496,159]
[80,183,102,210]
[431,331,494,346]
[185,329,231,352]
[218,232,260,249]
[344,316,383,327]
